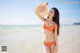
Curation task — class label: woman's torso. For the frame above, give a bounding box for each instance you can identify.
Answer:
[42,19,55,42]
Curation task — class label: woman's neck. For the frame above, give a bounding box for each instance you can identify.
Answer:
[48,17,53,21]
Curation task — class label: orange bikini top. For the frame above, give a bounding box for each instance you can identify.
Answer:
[43,21,55,32]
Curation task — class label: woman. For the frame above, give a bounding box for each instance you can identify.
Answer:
[35,3,60,53]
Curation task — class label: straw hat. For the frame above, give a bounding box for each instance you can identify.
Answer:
[35,2,48,16]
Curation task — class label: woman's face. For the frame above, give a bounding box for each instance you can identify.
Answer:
[48,9,55,19]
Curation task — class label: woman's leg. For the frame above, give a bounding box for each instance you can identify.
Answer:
[50,45,56,53]
[43,45,51,53]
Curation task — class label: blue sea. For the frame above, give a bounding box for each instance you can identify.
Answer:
[0,25,42,30]
[0,24,74,30]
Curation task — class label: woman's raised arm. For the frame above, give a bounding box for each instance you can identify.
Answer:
[34,2,48,22]
[35,11,46,22]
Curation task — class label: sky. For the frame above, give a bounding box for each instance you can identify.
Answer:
[0,0,80,25]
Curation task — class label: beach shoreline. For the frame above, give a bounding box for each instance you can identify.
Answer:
[0,25,80,53]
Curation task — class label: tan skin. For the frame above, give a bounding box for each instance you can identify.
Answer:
[35,4,58,53]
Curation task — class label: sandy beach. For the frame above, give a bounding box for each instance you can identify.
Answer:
[0,25,80,53]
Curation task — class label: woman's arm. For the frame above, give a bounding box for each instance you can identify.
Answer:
[54,24,58,51]
[35,10,46,22]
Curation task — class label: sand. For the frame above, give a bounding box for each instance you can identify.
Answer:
[0,25,80,53]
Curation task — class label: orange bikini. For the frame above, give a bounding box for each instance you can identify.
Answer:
[44,41,56,48]
[43,22,55,32]
[43,21,56,47]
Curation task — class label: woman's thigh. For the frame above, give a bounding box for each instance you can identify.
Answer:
[43,45,51,53]
[50,45,56,53]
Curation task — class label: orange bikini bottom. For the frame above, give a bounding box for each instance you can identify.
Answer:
[43,41,56,48]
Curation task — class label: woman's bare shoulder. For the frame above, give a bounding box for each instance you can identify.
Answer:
[51,21,57,27]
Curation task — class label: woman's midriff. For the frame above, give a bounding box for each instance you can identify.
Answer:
[43,35,55,42]
[42,29,55,42]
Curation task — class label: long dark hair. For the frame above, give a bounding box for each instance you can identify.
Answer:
[48,7,60,35]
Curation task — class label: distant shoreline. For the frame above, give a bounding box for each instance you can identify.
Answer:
[0,23,80,26]
[73,23,80,25]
